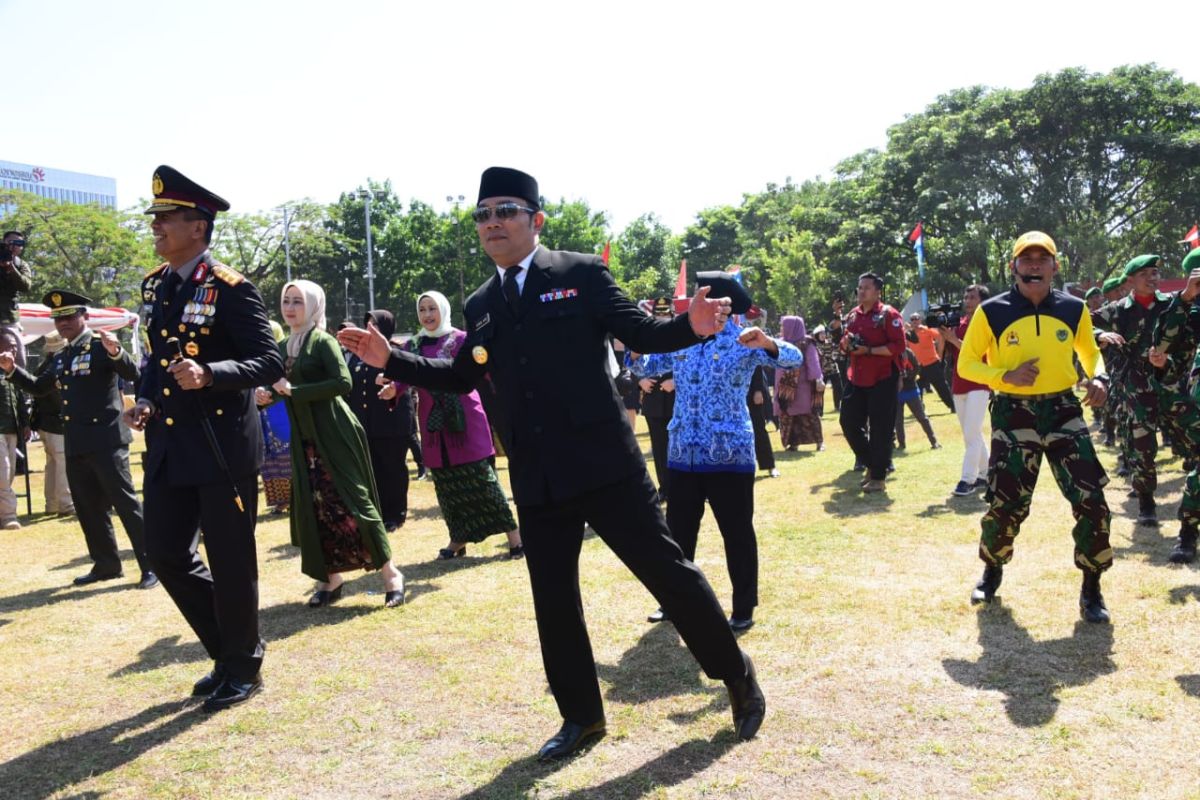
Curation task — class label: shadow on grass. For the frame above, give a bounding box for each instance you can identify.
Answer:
[456,735,737,800]
[809,470,895,516]
[1112,474,1184,561]
[1168,585,1200,605]
[109,599,382,678]
[0,581,132,616]
[598,622,724,723]
[915,494,988,519]
[1175,674,1200,698]
[0,702,209,799]
[943,602,1114,727]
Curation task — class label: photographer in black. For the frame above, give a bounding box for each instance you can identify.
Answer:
[0,231,32,369]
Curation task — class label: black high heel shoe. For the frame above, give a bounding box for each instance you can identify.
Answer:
[437,545,466,560]
[307,583,343,607]
[383,574,405,608]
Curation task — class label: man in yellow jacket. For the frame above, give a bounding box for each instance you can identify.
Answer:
[957,231,1112,623]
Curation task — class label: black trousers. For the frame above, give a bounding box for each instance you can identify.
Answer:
[830,369,846,410]
[748,402,775,470]
[518,471,746,725]
[367,435,409,526]
[895,393,937,447]
[144,475,264,682]
[67,446,148,576]
[918,363,954,409]
[840,371,900,480]
[644,415,671,500]
[666,470,757,619]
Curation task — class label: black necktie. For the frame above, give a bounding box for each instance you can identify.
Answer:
[162,271,183,306]
[503,266,523,310]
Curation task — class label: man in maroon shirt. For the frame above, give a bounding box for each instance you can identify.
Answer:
[839,273,906,492]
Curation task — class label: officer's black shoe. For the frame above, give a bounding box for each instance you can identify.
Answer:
[202,675,262,712]
[1136,494,1159,527]
[970,565,1003,605]
[1169,526,1199,564]
[536,719,607,761]
[73,570,123,587]
[1079,572,1110,624]
[192,663,228,696]
[725,651,766,740]
[1103,433,1115,447]
[647,607,670,623]
[136,571,160,590]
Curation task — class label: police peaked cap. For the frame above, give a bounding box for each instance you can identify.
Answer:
[144,165,231,217]
[1121,254,1161,280]
[696,271,753,314]
[43,289,92,318]
[477,167,540,210]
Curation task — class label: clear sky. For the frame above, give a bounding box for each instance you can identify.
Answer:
[4,0,1195,234]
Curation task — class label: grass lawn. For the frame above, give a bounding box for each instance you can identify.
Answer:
[3,397,1200,799]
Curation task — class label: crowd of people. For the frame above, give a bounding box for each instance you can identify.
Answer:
[6,163,1200,764]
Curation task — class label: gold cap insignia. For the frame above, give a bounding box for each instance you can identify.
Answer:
[152,174,164,195]
[50,293,62,307]
[471,346,488,365]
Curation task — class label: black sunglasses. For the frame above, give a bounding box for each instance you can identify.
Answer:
[472,203,537,224]
[5,240,24,247]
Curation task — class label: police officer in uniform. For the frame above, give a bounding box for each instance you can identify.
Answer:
[122,166,284,711]
[0,291,156,589]
[340,167,765,761]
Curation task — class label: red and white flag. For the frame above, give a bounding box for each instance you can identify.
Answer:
[674,259,688,298]
[1182,224,1200,250]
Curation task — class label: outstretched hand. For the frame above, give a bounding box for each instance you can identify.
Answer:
[686,286,732,338]
[338,321,392,369]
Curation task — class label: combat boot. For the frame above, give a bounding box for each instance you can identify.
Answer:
[1169,525,1198,564]
[970,564,1003,605]
[1079,571,1110,624]
[1136,493,1158,527]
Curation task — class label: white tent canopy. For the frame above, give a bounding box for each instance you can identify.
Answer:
[17,302,140,353]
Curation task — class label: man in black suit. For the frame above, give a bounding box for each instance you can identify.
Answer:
[340,167,765,760]
[122,166,284,712]
[1,291,157,589]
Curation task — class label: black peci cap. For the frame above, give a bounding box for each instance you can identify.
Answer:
[696,271,753,315]
[477,167,540,210]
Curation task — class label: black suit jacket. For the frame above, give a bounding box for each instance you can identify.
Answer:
[10,331,137,457]
[347,353,412,437]
[138,255,284,486]
[383,246,700,506]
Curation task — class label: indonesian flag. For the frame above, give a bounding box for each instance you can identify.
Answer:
[1182,224,1200,250]
[908,221,925,264]
[675,259,688,298]
[601,241,611,265]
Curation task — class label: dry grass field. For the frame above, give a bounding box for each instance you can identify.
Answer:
[2,398,1200,799]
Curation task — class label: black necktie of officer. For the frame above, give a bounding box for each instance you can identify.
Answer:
[503,265,523,311]
[162,270,183,306]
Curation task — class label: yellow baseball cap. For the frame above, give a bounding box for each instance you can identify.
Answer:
[1012,231,1058,259]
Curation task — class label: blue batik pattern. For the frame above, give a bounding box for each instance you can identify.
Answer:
[633,321,803,473]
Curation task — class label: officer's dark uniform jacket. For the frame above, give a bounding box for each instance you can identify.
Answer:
[640,370,676,419]
[348,354,412,437]
[383,246,700,506]
[138,254,284,485]
[9,330,137,457]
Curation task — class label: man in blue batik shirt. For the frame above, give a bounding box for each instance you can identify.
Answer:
[633,272,803,631]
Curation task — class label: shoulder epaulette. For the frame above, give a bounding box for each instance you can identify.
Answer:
[211,263,245,286]
[144,263,169,280]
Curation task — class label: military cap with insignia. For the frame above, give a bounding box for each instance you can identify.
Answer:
[144,165,231,218]
[43,289,92,318]
[651,296,674,316]
[1121,254,1160,280]
[696,271,753,314]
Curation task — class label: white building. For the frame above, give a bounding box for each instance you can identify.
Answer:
[0,159,117,209]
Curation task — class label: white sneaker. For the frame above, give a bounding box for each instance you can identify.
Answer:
[2,518,21,530]
[768,468,781,478]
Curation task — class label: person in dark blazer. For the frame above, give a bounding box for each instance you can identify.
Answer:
[339,166,766,761]
[347,309,412,531]
[123,166,284,712]
[637,298,677,504]
[1,291,156,589]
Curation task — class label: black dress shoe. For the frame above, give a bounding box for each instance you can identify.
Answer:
[73,570,123,587]
[192,664,228,696]
[970,565,1003,605]
[438,545,466,560]
[725,652,766,741]
[507,545,525,560]
[202,676,263,712]
[729,615,755,632]
[308,584,343,607]
[137,571,160,590]
[536,719,606,761]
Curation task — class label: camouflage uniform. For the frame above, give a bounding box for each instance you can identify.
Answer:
[1151,295,1200,532]
[980,392,1111,572]
[1091,291,1182,497]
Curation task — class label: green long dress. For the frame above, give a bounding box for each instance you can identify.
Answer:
[278,328,390,582]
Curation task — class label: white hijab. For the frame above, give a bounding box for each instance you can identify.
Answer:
[415,290,454,341]
[282,279,327,358]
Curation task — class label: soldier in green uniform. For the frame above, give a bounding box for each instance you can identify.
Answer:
[0,291,156,589]
[1150,247,1200,563]
[958,231,1113,623]
[1092,255,1182,526]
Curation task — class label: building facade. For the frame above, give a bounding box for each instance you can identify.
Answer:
[0,159,117,209]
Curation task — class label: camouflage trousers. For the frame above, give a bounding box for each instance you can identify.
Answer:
[1118,387,1161,495]
[980,391,1112,574]
[1152,385,1200,531]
